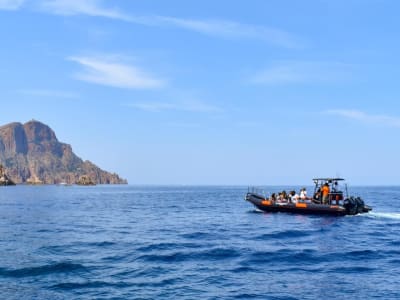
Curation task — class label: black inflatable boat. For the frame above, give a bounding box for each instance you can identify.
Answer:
[245,178,372,216]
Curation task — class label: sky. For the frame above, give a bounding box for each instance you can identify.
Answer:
[1,0,400,185]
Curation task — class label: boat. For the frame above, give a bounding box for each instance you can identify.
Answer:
[245,178,372,216]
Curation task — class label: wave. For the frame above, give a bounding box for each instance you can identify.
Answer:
[136,242,201,252]
[389,240,400,246]
[180,232,214,239]
[233,294,298,300]
[339,249,382,260]
[241,248,387,267]
[137,247,241,263]
[199,247,241,260]
[363,212,400,220]
[51,280,131,290]
[248,209,264,214]
[116,266,167,278]
[40,241,117,254]
[137,252,191,263]
[229,266,258,273]
[326,266,376,274]
[0,262,87,278]
[232,293,265,299]
[86,241,116,247]
[52,278,181,290]
[253,230,313,240]
[242,249,321,265]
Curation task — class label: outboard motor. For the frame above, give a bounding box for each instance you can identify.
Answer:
[343,196,366,215]
[343,197,357,215]
[355,197,365,214]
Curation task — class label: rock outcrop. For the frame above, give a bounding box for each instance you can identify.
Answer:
[0,120,127,185]
[0,164,15,186]
[76,175,96,186]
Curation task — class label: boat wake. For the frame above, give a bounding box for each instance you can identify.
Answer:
[248,208,264,214]
[363,212,400,220]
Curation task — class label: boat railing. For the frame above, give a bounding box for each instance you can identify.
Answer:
[247,186,268,199]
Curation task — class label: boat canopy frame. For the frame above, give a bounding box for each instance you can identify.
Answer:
[312,178,348,204]
[312,178,345,183]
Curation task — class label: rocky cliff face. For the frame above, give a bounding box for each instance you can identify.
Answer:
[0,120,127,184]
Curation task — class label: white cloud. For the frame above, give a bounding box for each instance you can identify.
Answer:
[251,61,353,85]
[0,0,25,10]
[1,0,301,46]
[68,56,165,89]
[39,0,131,20]
[325,109,400,128]
[153,17,301,48]
[18,89,79,98]
[126,100,222,113]
[36,1,300,47]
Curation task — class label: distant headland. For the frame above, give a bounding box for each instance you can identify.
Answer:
[0,120,127,185]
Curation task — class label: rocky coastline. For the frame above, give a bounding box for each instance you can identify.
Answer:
[0,120,127,185]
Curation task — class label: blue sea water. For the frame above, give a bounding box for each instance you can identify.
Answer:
[0,185,399,299]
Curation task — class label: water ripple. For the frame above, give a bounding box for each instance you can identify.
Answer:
[0,262,87,278]
[0,185,399,299]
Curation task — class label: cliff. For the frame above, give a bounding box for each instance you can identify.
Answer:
[0,120,127,184]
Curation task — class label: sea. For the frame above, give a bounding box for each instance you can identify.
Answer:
[0,185,399,300]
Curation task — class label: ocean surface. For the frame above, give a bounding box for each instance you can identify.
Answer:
[0,185,399,299]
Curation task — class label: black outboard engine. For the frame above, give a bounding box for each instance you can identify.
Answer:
[355,197,365,214]
[344,196,366,215]
[343,197,357,215]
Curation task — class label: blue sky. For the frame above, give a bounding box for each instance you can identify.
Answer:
[1,0,400,185]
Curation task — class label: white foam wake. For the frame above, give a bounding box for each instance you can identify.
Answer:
[364,212,400,220]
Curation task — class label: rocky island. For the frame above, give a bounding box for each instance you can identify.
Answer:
[0,120,127,185]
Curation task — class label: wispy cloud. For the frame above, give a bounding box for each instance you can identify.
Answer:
[68,56,165,89]
[0,0,25,10]
[153,17,301,48]
[251,61,353,85]
[38,0,131,20]
[126,100,222,113]
[325,109,400,128]
[18,89,79,98]
[35,1,300,47]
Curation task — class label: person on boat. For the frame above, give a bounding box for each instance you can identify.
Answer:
[300,188,307,201]
[277,191,288,203]
[313,187,321,203]
[332,181,339,192]
[270,193,277,203]
[322,183,330,204]
[290,190,299,203]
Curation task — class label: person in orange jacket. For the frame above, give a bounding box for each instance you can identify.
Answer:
[322,183,330,204]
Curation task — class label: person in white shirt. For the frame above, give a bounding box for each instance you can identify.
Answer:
[290,190,299,203]
[300,188,308,202]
